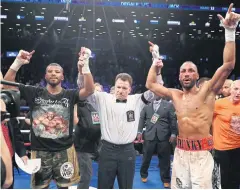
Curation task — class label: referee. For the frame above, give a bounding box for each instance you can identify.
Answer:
[78,45,163,189]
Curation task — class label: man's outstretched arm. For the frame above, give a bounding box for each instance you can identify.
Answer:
[146,60,173,99]
[146,42,179,100]
[77,47,95,99]
[209,3,239,93]
[3,50,35,89]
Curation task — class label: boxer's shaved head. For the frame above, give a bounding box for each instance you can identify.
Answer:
[180,61,198,73]
[179,61,199,90]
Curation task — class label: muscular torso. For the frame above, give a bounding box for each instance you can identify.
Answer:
[172,83,216,139]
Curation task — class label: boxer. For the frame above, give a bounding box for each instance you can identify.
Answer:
[3,48,95,188]
[146,3,239,189]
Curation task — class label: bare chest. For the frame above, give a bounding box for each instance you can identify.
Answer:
[174,94,208,116]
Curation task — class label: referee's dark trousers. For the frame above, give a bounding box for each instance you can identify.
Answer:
[98,140,136,189]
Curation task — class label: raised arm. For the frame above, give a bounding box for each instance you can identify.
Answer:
[208,4,239,94]
[77,47,95,99]
[146,42,179,100]
[3,50,35,89]
[141,72,165,103]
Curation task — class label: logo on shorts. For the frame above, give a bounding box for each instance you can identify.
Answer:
[60,162,74,179]
[176,178,183,188]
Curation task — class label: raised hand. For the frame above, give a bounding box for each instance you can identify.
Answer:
[17,50,35,64]
[148,41,164,69]
[10,50,35,72]
[78,47,91,68]
[78,47,92,74]
[217,3,240,29]
[148,41,160,59]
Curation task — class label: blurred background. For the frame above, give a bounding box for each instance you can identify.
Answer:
[1,0,240,93]
[1,0,240,188]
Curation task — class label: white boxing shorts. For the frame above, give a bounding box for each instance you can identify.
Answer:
[171,136,221,189]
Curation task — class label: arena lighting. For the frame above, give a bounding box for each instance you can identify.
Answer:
[160,55,167,60]
[35,15,44,20]
[96,18,101,22]
[112,19,125,23]
[0,15,7,19]
[17,15,25,19]
[150,20,159,24]
[6,51,18,57]
[205,22,210,27]
[1,0,240,13]
[54,16,68,21]
[189,21,196,26]
[134,20,140,24]
[79,17,86,21]
[167,21,180,26]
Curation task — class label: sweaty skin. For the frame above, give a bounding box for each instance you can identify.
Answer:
[171,83,215,139]
[147,35,236,140]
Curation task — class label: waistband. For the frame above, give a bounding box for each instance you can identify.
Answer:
[177,136,213,151]
[102,140,133,148]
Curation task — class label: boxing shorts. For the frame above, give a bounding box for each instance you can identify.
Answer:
[31,145,80,188]
[171,136,221,189]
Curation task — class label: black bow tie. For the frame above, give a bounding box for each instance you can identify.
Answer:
[116,99,127,103]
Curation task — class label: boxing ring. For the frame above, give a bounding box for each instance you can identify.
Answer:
[15,106,170,189]
[14,155,166,189]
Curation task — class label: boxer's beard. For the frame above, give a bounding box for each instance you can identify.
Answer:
[47,79,61,87]
[180,80,196,90]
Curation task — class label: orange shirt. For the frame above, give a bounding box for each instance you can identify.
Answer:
[213,97,240,150]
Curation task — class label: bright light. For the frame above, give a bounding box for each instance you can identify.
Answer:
[112,19,125,23]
